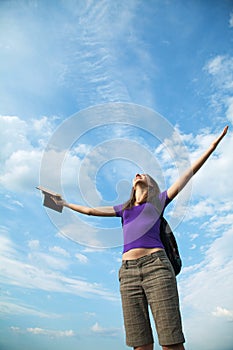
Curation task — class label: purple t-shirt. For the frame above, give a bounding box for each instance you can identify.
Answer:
[114,191,171,253]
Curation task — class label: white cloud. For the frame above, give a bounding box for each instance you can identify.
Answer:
[91,322,103,332]
[73,144,92,157]
[185,129,233,201]
[182,200,215,222]
[28,240,40,249]
[10,326,20,332]
[11,199,24,207]
[0,232,16,256]
[0,0,157,113]
[0,115,54,159]
[56,209,124,249]
[0,149,42,191]
[155,127,233,235]
[204,55,224,75]
[59,221,108,248]
[0,114,84,193]
[49,246,70,257]
[0,116,30,161]
[0,298,58,318]
[0,115,56,193]
[189,233,199,241]
[75,253,89,264]
[10,326,75,337]
[203,213,233,233]
[50,1,134,106]
[225,96,233,124]
[180,227,233,348]
[26,327,75,337]
[229,12,233,28]
[212,306,233,320]
[1,194,24,211]
[204,55,233,123]
[0,232,118,302]
[91,322,122,338]
[28,251,70,271]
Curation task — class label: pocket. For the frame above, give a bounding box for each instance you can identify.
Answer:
[157,256,175,277]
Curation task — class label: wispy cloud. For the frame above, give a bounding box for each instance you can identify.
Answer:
[28,239,40,249]
[52,1,134,106]
[51,0,158,108]
[11,326,75,337]
[204,54,233,124]
[0,233,118,302]
[229,11,233,28]
[204,55,225,75]
[90,322,122,338]
[180,226,233,345]
[49,246,70,257]
[27,327,75,337]
[75,253,89,264]
[0,298,59,319]
[212,306,233,320]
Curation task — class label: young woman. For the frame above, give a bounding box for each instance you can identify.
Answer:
[53,126,228,350]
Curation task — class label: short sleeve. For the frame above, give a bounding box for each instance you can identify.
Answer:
[113,204,123,217]
[159,190,171,210]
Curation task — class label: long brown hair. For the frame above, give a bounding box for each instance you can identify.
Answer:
[123,174,162,213]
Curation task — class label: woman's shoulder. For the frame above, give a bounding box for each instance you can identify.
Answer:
[158,190,171,206]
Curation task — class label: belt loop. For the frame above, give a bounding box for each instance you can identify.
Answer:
[125,260,128,269]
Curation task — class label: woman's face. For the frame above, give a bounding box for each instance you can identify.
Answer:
[133,173,148,188]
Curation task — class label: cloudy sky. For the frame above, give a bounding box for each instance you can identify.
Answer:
[1,1,233,350]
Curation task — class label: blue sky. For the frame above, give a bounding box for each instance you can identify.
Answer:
[1,1,233,349]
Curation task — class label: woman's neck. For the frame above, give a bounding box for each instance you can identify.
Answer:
[134,185,148,205]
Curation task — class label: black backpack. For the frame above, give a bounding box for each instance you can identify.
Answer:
[160,216,182,276]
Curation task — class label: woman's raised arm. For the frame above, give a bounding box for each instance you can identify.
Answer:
[167,126,228,200]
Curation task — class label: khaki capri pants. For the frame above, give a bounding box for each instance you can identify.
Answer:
[119,250,185,347]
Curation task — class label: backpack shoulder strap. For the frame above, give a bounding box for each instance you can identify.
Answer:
[160,216,182,276]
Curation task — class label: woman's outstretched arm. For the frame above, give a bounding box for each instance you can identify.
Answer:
[167,126,228,200]
[64,202,116,216]
[52,197,116,217]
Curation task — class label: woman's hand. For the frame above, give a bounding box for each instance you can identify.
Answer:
[211,125,228,149]
[167,125,229,200]
[51,196,67,207]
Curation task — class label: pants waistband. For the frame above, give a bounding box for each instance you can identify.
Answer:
[122,250,166,267]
